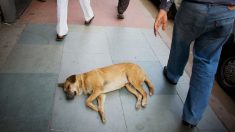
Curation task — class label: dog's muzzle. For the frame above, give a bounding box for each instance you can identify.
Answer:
[66,91,76,100]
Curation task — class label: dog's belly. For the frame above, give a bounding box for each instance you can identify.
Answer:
[102,77,128,93]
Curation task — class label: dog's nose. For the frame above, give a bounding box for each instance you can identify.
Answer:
[66,93,75,100]
[66,94,74,100]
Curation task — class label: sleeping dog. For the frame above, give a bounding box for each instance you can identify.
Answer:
[58,63,154,123]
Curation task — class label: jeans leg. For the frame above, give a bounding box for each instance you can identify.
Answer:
[117,0,130,14]
[166,1,206,83]
[166,23,193,83]
[56,0,68,36]
[183,9,235,125]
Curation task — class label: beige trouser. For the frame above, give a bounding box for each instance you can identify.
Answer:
[57,0,94,36]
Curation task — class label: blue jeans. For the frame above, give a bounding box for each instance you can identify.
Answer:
[166,1,235,125]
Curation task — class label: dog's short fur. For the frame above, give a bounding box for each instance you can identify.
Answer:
[59,63,154,123]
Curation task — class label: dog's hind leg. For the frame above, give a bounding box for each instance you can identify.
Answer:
[131,82,148,107]
[125,84,142,110]
[97,94,106,123]
[86,91,100,112]
[144,76,154,96]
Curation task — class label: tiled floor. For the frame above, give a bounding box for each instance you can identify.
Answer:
[0,23,226,132]
[0,0,229,131]
[0,73,57,132]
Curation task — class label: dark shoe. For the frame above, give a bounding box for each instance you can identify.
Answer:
[84,16,95,25]
[56,34,66,41]
[117,14,124,19]
[182,120,196,128]
[38,0,46,2]
[163,66,177,85]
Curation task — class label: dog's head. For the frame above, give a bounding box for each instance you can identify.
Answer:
[58,75,83,100]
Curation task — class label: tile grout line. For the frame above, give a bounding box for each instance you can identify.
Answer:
[50,128,72,132]
[141,29,164,66]
[105,27,129,132]
[117,91,129,132]
[104,27,115,63]
[48,36,66,132]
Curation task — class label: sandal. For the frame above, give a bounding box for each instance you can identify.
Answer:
[56,34,67,41]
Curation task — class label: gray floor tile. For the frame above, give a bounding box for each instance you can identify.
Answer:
[0,73,57,132]
[142,29,170,56]
[63,29,109,54]
[51,88,127,132]
[17,24,61,45]
[176,83,190,103]
[0,23,25,68]
[179,72,191,84]
[113,60,177,95]
[156,54,169,67]
[197,107,226,131]
[106,27,156,61]
[141,29,172,68]
[176,72,196,103]
[58,52,112,83]
[68,25,106,32]
[198,130,227,132]
[0,44,63,73]
[50,129,72,132]
[120,94,197,132]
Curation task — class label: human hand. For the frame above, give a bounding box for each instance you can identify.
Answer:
[228,5,235,10]
[154,9,168,36]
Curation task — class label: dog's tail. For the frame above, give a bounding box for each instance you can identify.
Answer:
[144,76,154,96]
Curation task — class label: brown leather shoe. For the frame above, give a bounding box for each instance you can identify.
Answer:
[56,34,67,41]
[84,16,95,25]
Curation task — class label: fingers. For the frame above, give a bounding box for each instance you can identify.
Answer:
[154,19,162,36]
[154,18,161,36]
[154,26,156,36]
[154,27,160,36]
[228,5,235,10]
[154,18,162,36]
[153,9,168,36]
[154,22,157,36]
[162,22,167,31]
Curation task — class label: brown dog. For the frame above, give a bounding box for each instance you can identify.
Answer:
[59,63,154,123]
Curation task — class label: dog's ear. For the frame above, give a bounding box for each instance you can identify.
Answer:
[67,75,76,83]
[58,83,64,88]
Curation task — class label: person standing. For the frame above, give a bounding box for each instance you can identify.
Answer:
[154,0,235,128]
[56,0,94,41]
